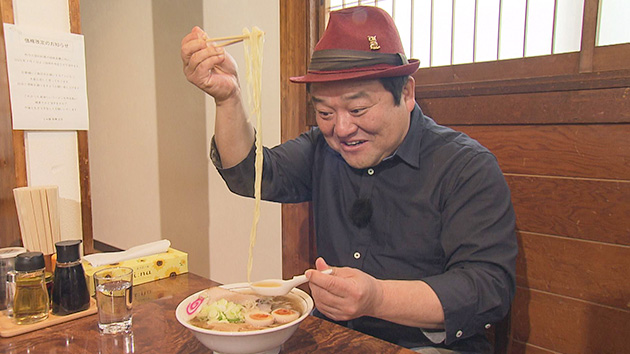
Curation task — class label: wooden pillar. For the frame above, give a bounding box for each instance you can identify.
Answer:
[0,0,23,248]
[279,0,322,279]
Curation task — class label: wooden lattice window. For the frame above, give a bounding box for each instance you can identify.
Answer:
[326,0,630,70]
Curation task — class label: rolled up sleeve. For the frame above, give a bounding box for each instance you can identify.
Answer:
[422,152,517,345]
[210,130,318,203]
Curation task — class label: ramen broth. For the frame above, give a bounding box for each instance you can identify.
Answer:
[189,289,303,332]
[251,281,281,288]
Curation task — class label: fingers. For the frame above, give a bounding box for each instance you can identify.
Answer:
[307,258,381,321]
[315,257,329,271]
[181,26,222,68]
[307,258,348,299]
[181,26,205,47]
[189,46,225,77]
[308,281,350,320]
[180,27,208,63]
[181,32,231,88]
[182,37,222,71]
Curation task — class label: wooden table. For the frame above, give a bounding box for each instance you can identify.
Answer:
[0,273,415,353]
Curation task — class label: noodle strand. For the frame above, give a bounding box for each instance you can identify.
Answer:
[243,27,264,283]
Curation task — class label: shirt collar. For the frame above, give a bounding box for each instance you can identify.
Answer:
[389,103,424,169]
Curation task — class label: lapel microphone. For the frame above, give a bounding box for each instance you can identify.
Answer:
[349,198,373,228]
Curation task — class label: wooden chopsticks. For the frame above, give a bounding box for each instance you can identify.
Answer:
[205,34,250,47]
[13,186,61,255]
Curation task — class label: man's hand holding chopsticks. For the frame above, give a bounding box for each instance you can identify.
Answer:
[180,26,241,104]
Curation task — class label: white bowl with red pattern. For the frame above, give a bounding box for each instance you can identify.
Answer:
[175,283,313,354]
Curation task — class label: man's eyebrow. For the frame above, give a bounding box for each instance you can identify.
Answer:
[342,91,369,100]
[310,91,369,104]
[311,96,324,104]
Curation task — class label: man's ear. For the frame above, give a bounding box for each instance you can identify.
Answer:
[403,76,416,112]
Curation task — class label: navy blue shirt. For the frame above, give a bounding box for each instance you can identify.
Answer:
[211,105,517,352]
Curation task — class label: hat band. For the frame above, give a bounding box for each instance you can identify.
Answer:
[309,49,409,71]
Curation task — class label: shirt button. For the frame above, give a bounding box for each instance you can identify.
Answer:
[456,330,463,338]
[485,324,491,329]
[353,252,361,259]
[367,168,374,176]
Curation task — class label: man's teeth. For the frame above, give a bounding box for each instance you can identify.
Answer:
[345,141,362,146]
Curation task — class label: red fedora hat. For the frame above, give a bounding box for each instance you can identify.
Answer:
[290,6,419,83]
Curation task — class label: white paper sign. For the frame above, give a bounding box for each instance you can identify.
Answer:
[3,23,89,130]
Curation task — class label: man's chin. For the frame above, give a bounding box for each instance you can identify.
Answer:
[342,156,375,170]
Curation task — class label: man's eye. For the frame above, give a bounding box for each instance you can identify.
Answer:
[350,108,367,115]
[318,111,333,119]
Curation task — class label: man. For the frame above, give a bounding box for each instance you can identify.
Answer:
[181,6,517,353]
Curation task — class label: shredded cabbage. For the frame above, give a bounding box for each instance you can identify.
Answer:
[197,299,245,323]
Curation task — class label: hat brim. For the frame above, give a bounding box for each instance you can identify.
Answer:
[289,59,420,83]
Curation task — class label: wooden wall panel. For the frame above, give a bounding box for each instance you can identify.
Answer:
[593,43,630,72]
[510,341,557,354]
[77,131,93,254]
[511,287,630,354]
[506,176,630,245]
[414,44,630,87]
[447,108,630,353]
[69,0,93,254]
[454,125,630,180]
[516,231,630,309]
[414,52,581,85]
[417,70,630,100]
[0,52,19,246]
[420,88,630,125]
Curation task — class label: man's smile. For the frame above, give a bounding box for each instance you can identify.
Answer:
[342,140,366,147]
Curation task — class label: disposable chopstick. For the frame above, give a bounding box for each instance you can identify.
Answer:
[215,38,245,47]
[205,32,263,47]
[13,188,33,251]
[47,187,61,244]
[205,34,249,43]
[14,186,61,254]
[29,189,46,253]
[16,188,38,252]
[40,188,54,255]
[13,191,28,250]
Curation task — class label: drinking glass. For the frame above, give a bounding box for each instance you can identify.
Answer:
[93,267,133,334]
[98,331,135,354]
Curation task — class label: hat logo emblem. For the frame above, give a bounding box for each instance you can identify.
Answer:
[367,35,381,50]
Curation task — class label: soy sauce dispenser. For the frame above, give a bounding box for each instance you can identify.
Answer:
[52,240,90,315]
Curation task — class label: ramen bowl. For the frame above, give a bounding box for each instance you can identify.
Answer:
[176,282,314,354]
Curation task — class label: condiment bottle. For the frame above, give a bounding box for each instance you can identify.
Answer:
[45,271,54,306]
[52,240,90,315]
[10,252,49,324]
[0,247,26,313]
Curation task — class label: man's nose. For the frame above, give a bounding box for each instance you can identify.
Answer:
[335,112,357,137]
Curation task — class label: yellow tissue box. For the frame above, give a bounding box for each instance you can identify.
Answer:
[82,248,188,295]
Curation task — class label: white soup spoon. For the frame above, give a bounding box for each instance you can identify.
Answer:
[250,268,333,296]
